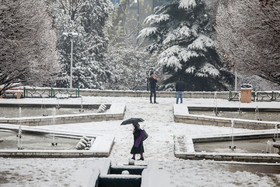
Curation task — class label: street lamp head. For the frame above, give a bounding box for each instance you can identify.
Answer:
[62,32,78,38]
[71,32,78,37]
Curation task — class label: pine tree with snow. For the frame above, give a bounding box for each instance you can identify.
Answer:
[49,0,113,89]
[138,0,234,91]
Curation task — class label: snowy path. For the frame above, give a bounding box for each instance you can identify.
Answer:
[110,98,175,161]
[0,97,280,186]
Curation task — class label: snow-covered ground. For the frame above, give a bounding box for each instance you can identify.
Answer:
[0,96,280,186]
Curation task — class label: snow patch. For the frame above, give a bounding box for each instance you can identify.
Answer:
[188,35,214,51]
[179,0,197,9]
[201,63,220,77]
[163,33,176,45]
[137,27,157,38]
[180,49,199,62]
[163,26,192,45]
[159,46,182,71]
[185,66,196,74]
[144,14,170,24]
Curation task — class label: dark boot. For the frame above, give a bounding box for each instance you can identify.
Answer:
[138,157,144,161]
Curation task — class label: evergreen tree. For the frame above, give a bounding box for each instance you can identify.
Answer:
[49,0,113,89]
[138,0,234,91]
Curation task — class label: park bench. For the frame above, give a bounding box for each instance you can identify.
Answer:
[0,87,24,99]
[229,90,280,102]
[255,91,280,101]
[273,142,280,155]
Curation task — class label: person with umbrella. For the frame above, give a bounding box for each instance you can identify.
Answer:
[130,122,145,160]
[121,118,147,161]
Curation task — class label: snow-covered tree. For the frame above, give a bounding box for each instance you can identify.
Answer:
[216,0,280,85]
[104,43,156,90]
[104,0,156,90]
[49,0,113,89]
[138,0,234,91]
[0,0,60,94]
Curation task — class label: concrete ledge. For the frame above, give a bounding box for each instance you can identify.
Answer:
[174,105,279,130]
[90,136,115,157]
[0,103,126,126]
[0,150,104,158]
[0,124,114,158]
[175,152,280,163]
[174,130,280,163]
[191,130,280,143]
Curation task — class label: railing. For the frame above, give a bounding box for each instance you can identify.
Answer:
[255,91,280,101]
[24,87,80,98]
[2,87,280,101]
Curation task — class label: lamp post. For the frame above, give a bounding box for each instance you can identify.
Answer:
[234,66,237,91]
[63,32,78,89]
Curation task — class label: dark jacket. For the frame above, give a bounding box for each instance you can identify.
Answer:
[149,77,157,89]
[130,128,144,154]
[176,80,185,91]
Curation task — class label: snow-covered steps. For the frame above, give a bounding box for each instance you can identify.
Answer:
[96,160,172,187]
[97,162,146,187]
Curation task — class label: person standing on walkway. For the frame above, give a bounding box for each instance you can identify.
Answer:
[175,77,185,104]
[130,122,145,160]
[149,72,158,104]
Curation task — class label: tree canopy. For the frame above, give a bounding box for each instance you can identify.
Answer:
[0,0,60,94]
[216,0,280,85]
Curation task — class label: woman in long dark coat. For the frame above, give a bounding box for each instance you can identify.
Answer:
[130,122,144,160]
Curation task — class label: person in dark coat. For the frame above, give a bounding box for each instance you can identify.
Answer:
[149,72,158,104]
[175,77,185,104]
[130,122,144,160]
